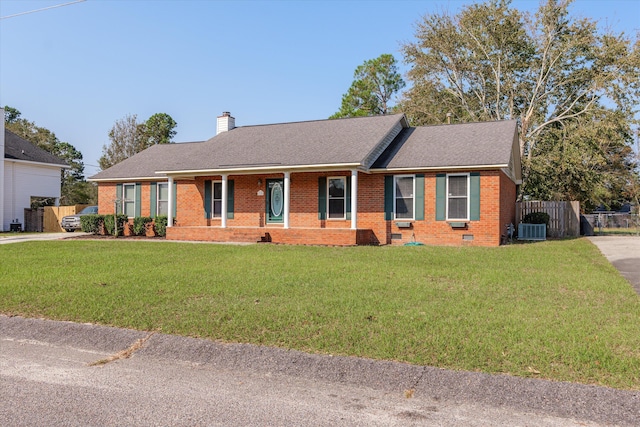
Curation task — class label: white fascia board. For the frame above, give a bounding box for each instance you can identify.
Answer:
[88,176,168,182]
[156,163,364,177]
[369,164,509,173]
[5,159,70,169]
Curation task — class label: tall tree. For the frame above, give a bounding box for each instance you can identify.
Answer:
[3,106,92,205]
[330,54,405,118]
[400,0,640,208]
[98,114,143,170]
[141,112,177,148]
[99,113,177,170]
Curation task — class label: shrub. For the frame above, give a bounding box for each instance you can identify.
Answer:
[103,214,128,236]
[523,211,550,228]
[154,215,168,237]
[133,216,153,236]
[80,214,103,234]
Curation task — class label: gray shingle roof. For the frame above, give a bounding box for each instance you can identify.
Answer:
[90,114,406,179]
[89,141,204,180]
[4,129,68,167]
[372,120,518,169]
[89,115,519,181]
[161,114,406,172]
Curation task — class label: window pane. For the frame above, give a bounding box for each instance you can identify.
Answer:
[124,201,135,217]
[396,176,413,198]
[213,200,222,218]
[396,198,413,219]
[448,198,467,219]
[213,182,222,199]
[124,185,135,200]
[448,176,467,197]
[157,201,168,216]
[158,183,168,201]
[328,199,344,219]
[328,178,344,198]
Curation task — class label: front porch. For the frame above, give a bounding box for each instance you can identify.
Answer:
[166,226,378,246]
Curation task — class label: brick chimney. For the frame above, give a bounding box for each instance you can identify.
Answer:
[216,111,235,135]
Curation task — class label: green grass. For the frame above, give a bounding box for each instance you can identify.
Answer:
[1,239,639,390]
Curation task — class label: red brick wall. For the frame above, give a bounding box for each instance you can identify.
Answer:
[98,169,517,246]
[499,171,517,241]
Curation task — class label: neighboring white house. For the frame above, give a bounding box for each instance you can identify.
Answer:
[1,109,68,231]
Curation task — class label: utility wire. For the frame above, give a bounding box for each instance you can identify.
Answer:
[1,0,86,20]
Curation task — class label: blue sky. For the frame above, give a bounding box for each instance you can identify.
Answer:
[1,0,638,177]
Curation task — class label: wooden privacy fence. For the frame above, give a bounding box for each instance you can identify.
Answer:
[43,205,90,232]
[516,201,580,238]
[23,208,44,232]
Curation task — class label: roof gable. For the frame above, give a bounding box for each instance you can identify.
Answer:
[372,120,519,170]
[4,129,68,167]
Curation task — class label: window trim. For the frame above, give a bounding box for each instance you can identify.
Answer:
[394,174,415,220]
[327,176,346,220]
[446,173,470,221]
[122,183,136,218]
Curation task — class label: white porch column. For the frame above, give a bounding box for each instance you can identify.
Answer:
[283,171,290,229]
[221,174,228,228]
[167,176,174,227]
[351,169,358,230]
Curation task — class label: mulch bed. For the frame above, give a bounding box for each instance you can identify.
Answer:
[65,234,166,241]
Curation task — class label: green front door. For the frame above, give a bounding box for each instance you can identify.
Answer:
[266,179,284,223]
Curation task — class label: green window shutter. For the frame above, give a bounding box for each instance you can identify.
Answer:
[318,177,326,220]
[135,183,142,217]
[227,180,234,219]
[345,177,351,220]
[415,174,424,220]
[436,174,446,221]
[204,180,212,219]
[384,176,393,220]
[150,182,157,218]
[115,184,123,214]
[172,180,177,218]
[470,172,480,221]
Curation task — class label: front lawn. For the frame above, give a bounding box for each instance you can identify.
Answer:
[1,239,639,389]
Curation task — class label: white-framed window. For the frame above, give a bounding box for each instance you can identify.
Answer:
[447,174,469,220]
[394,175,414,219]
[327,177,346,219]
[157,182,169,216]
[122,183,136,217]
[212,181,222,218]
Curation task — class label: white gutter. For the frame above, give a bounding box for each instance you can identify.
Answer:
[369,164,509,173]
[155,163,364,178]
[4,158,71,169]
[88,176,172,183]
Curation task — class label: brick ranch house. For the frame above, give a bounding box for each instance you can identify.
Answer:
[89,112,521,246]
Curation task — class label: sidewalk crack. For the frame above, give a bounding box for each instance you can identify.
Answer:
[89,331,156,366]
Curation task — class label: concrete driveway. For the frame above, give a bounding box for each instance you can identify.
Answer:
[0,232,87,244]
[588,236,640,295]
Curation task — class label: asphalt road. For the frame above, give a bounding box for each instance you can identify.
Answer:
[1,316,638,426]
